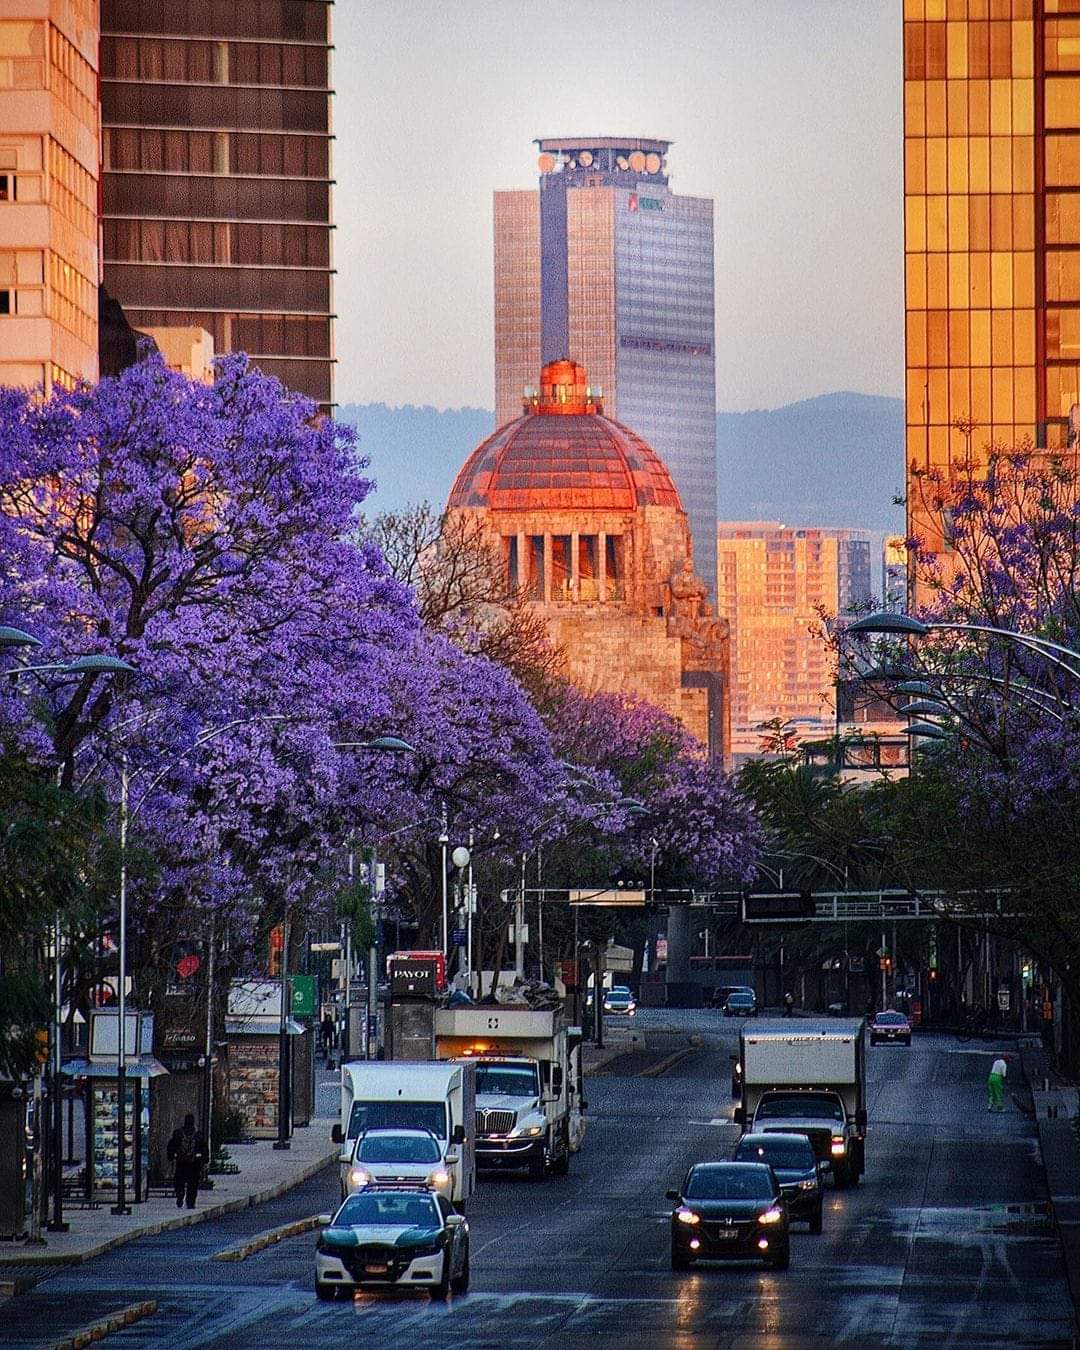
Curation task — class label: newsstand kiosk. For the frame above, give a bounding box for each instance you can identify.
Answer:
[64,1008,167,1205]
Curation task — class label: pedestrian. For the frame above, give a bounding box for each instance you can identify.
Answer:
[167,1112,207,1209]
[987,1054,1008,1112]
[783,992,794,1018]
[321,1011,336,1064]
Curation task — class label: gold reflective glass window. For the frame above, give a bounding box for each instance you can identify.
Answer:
[971,309,991,365]
[927,195,948,249]
[969,78,990,132]
[992,368,1013,424]
[1011,21,1035,78]
[907,197,928,251]
[1046,77,1080,127]
[991,309,1013,364]
[1014,367,1035,424]
[949,252,970,307]
[1013,309,1035,365]
[1046,135,1080,186]
[928,253,949,305]
[928,310,949,364]
[1046,192,1080,244]
[990,251,1013,306]
[906,139,927,192]
[907,310,928,364]
[1047,251,1080,301]
[970,251,991,306]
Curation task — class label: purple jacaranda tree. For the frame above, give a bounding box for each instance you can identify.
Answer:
[0,354,577,1007]
[830,442,1080,1047]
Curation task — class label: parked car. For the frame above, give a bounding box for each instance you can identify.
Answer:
[731,1131,823,1233]
[315,1183,470,1300]
[868,1010,911,1046]
[345,1128,453,1203]
[724,990,757,1017]
[667,1162,790,1270]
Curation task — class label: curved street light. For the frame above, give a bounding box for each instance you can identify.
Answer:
[849,610,1080,682]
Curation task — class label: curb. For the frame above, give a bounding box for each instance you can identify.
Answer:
[0,1149,338,1269]
[212,1213,322,1261]
[51,1299,157,1349]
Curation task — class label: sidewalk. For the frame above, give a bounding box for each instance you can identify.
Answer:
[1022,1042,1080,1338]
[0,1122,337,1271]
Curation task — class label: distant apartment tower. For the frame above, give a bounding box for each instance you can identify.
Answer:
[717,523,873,757]
[903,4,1080,575]
[494,138,717,596]
[0,0,99,391]
[99,0,334,408]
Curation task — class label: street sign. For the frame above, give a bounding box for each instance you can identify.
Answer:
[569,888,645,906]
[451,928,466,947]
[997,987,1011,1012]
[310,941,340,952]
[876,946,889,958]
[290,974,315,1018]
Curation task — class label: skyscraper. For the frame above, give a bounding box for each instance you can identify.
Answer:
[99,1,335,408]
[494,138,717,597]
[0,0,100,392]
[716,523,874,759]
[904,4,1080,576]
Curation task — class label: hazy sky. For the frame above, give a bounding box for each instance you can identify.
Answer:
[335,1,903,413]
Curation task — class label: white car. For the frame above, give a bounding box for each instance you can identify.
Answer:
[344,1128,453,1203]
[315,1184,470,1300]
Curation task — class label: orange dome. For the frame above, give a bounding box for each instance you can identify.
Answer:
[448,361,683,513]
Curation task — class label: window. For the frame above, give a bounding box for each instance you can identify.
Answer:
[0,290,9,314]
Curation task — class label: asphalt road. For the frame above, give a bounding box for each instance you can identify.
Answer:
[6,1012,1075,1348]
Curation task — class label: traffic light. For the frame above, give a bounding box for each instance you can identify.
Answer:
[928,968,938,982]
[33,1027,49,1065]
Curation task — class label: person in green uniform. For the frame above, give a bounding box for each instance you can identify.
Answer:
[987,1055,1007,1112]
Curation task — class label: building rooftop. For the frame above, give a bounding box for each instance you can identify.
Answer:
[448,360,683,514]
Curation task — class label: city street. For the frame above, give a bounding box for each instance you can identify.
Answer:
[3,1011,1073,1349]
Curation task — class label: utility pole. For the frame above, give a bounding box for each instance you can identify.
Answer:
[47,913,67,1232]
[274,909,291,1150]
[514,853,526,979]
[112,757,131,1214]
[439,802,449,958]
[466,830,475,995]
[366,854,380,1059]
[201,915,215,1164]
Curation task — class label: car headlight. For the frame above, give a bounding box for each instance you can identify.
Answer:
[758,1207,784,1225]
[675,1207,700,1225]
[349,1168,371,1187]
[510,1124,544,1138]
[798,1179,817,1190]
[429,1169,451,1187]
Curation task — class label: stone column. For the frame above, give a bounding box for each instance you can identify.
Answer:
[517,531,527,593]
[665,905,692,1006]
[571,530,580,601]
[598,531,607,603]
[543,534,552,604]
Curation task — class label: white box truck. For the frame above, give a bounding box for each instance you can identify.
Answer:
[331,1061,476,1207]
[434,1006,585,1180]
[735,1019,867,1187]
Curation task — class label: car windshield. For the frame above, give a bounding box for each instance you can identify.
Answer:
[735,1139,814,1170]
[475,1065,539,1097]
[606,992,630,1002]
[757,1095,844,1122]
[875,1013,906,1025]
[728,993,754,1003]
[356,1133,441,1164]
[685,1167,774,1200]
[347,1100,446,1140]
[335,1192,440,1228]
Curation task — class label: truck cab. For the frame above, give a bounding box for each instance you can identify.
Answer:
[434,1007,585,1180]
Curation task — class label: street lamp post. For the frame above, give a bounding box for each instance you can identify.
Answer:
[274,909,291,1150]
[439,802,449,959]
[112,756,131,1213]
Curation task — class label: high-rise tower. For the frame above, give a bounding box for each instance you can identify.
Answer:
[903,4,1080,578]
[99,1,335,409]
[0,0,100,392]
[494,138,717,597]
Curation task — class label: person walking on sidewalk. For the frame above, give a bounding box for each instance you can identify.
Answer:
[783,992,794,1018]
[167,1113,208,1209]
[987,1054,1008,1112]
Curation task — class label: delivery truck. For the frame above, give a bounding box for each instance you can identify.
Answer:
[331,1060,476,1207]
[434,1006,584,1180]
[735,1019,867,1187]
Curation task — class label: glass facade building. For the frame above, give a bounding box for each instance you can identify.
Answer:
[717,523,874,759]
[904,2,1080,570]
[494,138,717,597]
[99,0,334,408]
[0,0,100,392]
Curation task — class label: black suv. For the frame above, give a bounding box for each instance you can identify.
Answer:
[732,1132,823,1233]
[667,1161,790,1271]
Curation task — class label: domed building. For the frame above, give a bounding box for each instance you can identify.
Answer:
[448,359,730,763]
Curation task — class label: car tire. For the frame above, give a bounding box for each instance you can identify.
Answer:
[671,1247,692,1271]
[809,1204,823,1235]
[833,1162,852,1189]
[551,1141,570,1176]
[450,1247,470,1294]
[528,1151,546,1182]
[315,1281,337,1301]
[769,1246,790,1270]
